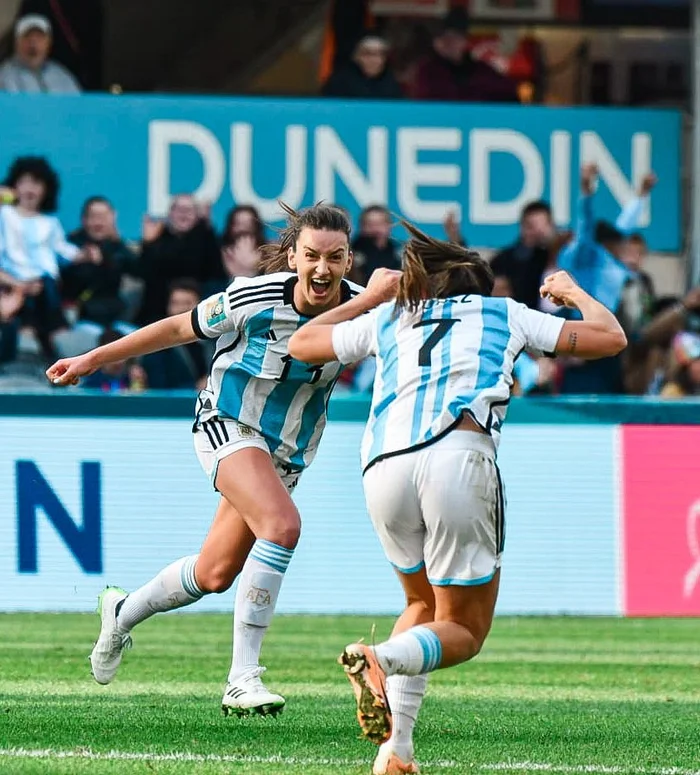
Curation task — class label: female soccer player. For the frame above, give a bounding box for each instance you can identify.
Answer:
[288,224,627,774]
[47,203,394,718]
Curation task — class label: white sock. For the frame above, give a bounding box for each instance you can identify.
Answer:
[373,625,442,676]
[116,555,204,632]
[229,539,294,682]
[386,674,428,762]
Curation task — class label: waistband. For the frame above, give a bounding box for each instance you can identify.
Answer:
[431,429,496,457]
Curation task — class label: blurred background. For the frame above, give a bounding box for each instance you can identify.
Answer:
[0,0,697,618]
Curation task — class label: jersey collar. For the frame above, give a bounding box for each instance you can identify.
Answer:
[283,276,353,317]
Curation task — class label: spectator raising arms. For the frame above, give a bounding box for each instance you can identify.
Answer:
[322,32,403,100]
[409,8,518,103]
[137,195,225,325]
[0,14,81,94]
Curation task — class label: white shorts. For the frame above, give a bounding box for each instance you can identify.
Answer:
[363,431,505,587]
[193,417,302,493]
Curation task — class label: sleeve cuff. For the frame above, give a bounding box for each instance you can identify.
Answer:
[190,307,207,340]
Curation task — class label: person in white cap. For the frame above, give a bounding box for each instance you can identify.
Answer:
[0,13,81,94]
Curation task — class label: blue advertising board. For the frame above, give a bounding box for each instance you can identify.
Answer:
[0,94,681,250]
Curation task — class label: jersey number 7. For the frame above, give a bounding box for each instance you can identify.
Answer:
[412,319,459,367]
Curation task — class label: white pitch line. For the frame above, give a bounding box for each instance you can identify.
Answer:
[0,749,699,775]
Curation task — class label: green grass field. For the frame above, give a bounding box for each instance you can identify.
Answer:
[1,614,699,775]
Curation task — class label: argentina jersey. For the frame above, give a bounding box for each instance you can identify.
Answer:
[331,295,565,471]
[191,272,363,470]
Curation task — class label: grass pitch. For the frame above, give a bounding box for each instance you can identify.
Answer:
[1,614,699,774]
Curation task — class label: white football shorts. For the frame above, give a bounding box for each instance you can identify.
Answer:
[362,430,505,586]
[193,417,301,493]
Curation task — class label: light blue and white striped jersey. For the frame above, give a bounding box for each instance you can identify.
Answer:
[192,272,363,471]
[332,295,564,472]
[0,205,79,280]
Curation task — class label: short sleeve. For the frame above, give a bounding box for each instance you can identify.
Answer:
[191,278,249,339]
[508,299,565,357]
[331,309,378,364]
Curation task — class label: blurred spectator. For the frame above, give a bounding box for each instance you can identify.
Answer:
[222,205,266,248]
[409,8,518,103]
[15,0,104,90]
[80,328,145,392]
[62,197,139,327]
[660,333,700,397]
[0,156,95,359]
[349,205,401,286]
[137,195,225,325]
[141,280,210,391]
[556,164,656,393]
[0,14,81,94]
[490,201,558,311]
[443,210,466,246]
[222,235,261,280]
[322,32,403,100]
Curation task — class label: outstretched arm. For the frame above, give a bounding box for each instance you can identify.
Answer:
[47,313,197,385]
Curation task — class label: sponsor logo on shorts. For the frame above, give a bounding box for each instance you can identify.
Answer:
[206,294,226,326]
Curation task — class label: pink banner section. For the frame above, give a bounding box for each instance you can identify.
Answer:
[622,426,700,616]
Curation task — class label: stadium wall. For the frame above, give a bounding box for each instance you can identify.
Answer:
[1,394,698,617]
[0,93,681,251]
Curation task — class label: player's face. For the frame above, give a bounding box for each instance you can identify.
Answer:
[288,227,352,314]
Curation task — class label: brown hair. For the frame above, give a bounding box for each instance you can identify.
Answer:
[396,220,494,313]
[259,201,352,274]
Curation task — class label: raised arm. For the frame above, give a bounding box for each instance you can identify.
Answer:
[288,269,401,364]
[47,313,199,385]
[616,172,656,235]
[540,271,627,358]
[557,164,598,273]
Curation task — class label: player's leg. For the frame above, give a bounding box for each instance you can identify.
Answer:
[367,436,503,676]
[212,446,301,716]
[374,568,434,775]
[90,496,251,685]
[340,456,425,750]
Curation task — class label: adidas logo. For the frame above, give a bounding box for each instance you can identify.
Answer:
[264,330,277,342]
[202,398,212,410]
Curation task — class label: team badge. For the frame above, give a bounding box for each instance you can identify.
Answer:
[206,295,226,326]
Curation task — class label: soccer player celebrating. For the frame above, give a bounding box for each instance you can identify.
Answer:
[46,203,392,717]
[288,224,626,774]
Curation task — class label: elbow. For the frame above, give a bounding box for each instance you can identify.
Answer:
[604,330,628,357]
[287,331,306,362]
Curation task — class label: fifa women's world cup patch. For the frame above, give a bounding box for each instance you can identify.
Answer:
[206,295,227,326]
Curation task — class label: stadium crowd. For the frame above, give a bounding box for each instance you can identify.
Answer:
[0,152,697,398]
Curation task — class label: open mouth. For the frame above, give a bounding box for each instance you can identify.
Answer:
[310,278,332,296]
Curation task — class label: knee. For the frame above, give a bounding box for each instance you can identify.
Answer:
[259,510,301,551]
[196,563,236,594]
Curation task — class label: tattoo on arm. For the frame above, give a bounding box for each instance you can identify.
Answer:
[567,331,578,354]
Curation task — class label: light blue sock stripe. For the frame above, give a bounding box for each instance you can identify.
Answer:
[180,558,203,599]
[250,552,289,570]
[256,539,294,561]
[252,545,293,568]
[250,552,289,574]
[413,627,442,672]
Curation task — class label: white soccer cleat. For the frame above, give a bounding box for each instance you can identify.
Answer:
[373,742,420,774]
[89,586,132,685]
[221,666,286,717]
